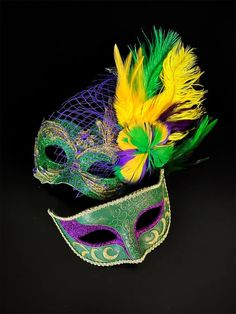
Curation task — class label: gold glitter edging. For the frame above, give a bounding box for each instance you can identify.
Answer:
[48,175,171,267]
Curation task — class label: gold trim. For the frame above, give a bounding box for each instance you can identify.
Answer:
[48,174,171,267]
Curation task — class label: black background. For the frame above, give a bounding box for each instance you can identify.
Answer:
[1,1,235,313]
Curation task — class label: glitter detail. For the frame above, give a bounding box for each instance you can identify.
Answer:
[34,74,124,199]
[134,199,164,238]
[48,170,171,266]
[60,220,125,248]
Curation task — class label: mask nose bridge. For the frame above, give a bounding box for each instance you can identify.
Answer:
[120,219,142,260]
[117,175,166,260]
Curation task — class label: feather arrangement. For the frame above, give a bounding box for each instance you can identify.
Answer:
[113,27,217,183]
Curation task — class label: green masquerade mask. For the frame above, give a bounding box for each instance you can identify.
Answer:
[34,27,217,266]
[49,170,170,266]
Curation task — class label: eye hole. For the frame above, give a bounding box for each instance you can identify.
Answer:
[79,229,117,244]
[87,161,115,178]
[45,145,67,164]
[136,205,162,232]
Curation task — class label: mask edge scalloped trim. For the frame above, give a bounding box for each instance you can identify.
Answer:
[48,174,171,266]
[49,210,170,266]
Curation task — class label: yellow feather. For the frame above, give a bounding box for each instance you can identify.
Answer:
[142,41,205,123]
[132,48,146,118]
[152,121,169,143]
[167,107,204,121]
[114,45,133,126]
[168,131,189,142]
[117,128,136,150]
[124,51,132,72]
[114,45,146,127]
[120,153,148,183]
[130,52,143,89]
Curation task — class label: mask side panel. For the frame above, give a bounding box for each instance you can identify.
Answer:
[138,195,170,254]
[50,216,129,264]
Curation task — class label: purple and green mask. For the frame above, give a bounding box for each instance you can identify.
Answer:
[34,76,123,200]
[49,170,170,266]
[34,27,217,266]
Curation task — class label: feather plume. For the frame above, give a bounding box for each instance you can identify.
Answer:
[114,45,145,127]
[113,28,216,183]
[142,42,205,123]
[167,115,218,171]
[131,27,180,98]
[115,122,172,183]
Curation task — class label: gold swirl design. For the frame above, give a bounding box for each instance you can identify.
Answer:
[34,167,60,183]
[145,230,159,245]
[39,120,77,152]
[91,248,103,262]
[144,217,167,245]
[74,243,119,262]
[103,247,119,261]
[73,242,89,257]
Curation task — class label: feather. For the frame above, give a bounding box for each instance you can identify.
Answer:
[113,28,216,183]
[167,115,217,171]
[115,152,148,183]
[114,45,145,127]
[151,145,173,168]
[168,131,189,142]
[131,27,180,98]
[116,122,170,183]
[142,42,206,123]
[113,45,133,126]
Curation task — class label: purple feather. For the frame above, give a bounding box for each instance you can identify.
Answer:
[118,149,136,167]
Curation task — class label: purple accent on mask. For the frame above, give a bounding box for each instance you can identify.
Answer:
[88,161,115,175]
[134,199,165,239]
[59,219,125,249]
[81,133,89,140]
[71,162,80,171]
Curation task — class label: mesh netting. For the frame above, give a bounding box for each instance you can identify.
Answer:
[46,73,120,193]
[49,74,117,127]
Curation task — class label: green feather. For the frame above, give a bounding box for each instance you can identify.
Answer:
[150,126,163,147]
[129,126,149,153]
[130,27,180,98]
[114,166,125,182]
[151,145,174,168]
[167,115,218,171]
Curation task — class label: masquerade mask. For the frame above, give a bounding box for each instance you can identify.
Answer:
[34,76,123,200]
[34,27,217,266]
[49,170,170,266]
